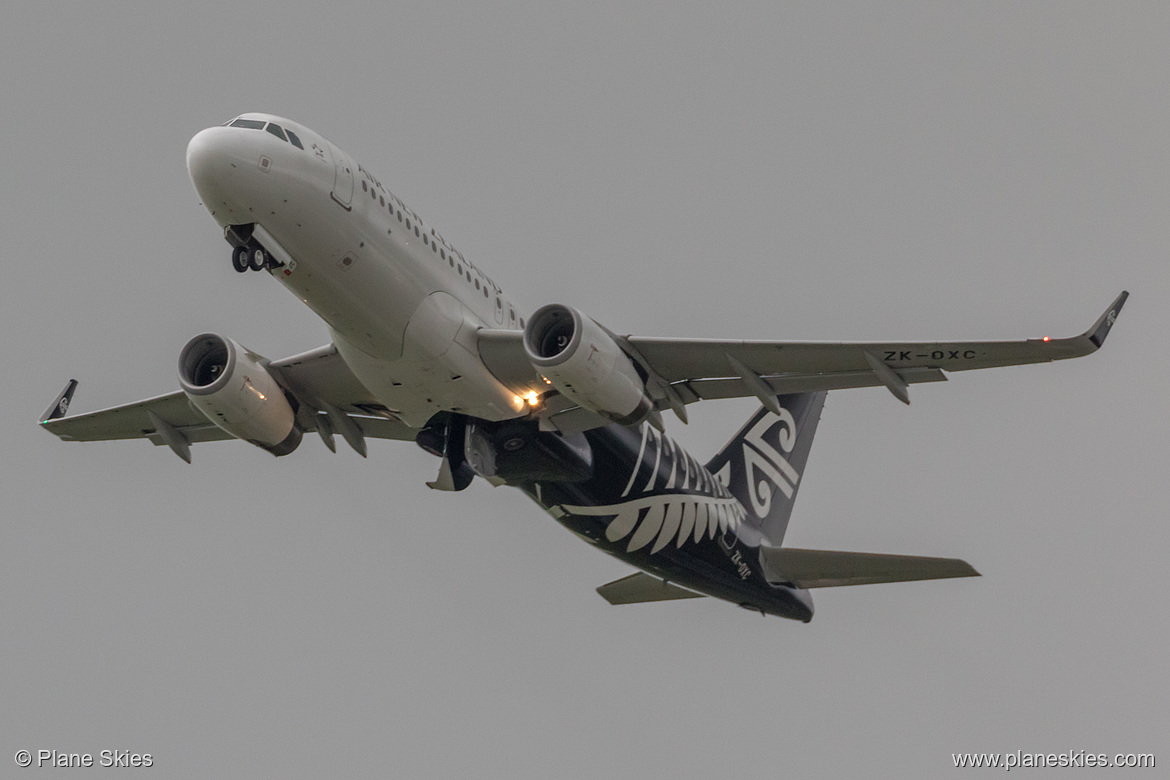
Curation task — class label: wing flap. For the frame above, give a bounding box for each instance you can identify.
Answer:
[680,367,947,402]
[596,572,706,605]
[351,415,416,441]
[759,547,979,588]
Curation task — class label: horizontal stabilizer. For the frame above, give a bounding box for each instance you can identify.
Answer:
[759,546,979,588]
[597,572,706,605]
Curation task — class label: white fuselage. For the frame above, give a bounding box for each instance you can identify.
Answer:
[186,113,527,427]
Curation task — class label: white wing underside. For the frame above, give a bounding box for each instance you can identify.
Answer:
[477,292,1127,427]
[42,292,1126,447]
[41,344,415,446]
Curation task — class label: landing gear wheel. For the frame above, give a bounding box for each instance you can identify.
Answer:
[231,245,248,273]
[246,246,267,271]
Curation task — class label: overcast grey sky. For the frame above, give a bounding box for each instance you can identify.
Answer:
[2,2,1166,777]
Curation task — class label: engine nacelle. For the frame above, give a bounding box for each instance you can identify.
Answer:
[178,334,302,456]
[523,304,653,425]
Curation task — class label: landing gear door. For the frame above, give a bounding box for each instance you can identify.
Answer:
[326,141,354,210]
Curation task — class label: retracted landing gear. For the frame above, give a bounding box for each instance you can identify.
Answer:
[416,414,476,491]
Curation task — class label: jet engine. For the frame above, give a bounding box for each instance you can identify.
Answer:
[523,304,653,425]
[178,333,302,455]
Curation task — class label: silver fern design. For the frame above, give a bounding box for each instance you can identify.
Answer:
[560,494,747,554]
[556,424,748,554]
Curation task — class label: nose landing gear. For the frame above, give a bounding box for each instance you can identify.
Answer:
[230,245,269,272]
[226,224,281,273]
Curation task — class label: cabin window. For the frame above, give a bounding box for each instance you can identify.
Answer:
[440,249,445,260]
[361,181,368,192]
[265,123,287,141]
[414,226,420,237]
[457,264,462,274]
[398,212,403,222]
[379,195,385,207]
[230,118,266,129]
[286,130,304,149]
[449,257,454,267]
[474,279,480,290]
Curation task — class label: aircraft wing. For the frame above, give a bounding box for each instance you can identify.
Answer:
[41,388,234,444]
[478,291,1127,412]
[40,344,416,456]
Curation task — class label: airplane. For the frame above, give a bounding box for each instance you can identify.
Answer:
[40,113,1127,622]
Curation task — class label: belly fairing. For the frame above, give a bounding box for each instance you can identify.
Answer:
[329,292,524,428]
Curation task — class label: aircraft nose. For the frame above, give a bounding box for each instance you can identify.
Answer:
[187,126,258,224]
[186,127,231,199]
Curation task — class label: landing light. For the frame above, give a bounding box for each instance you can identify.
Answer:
[525,391,540,407]
[1043,336,1050,342]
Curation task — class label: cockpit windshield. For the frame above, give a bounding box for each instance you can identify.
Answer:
[225,118,305,150]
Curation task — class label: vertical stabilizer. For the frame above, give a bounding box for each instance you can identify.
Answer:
[705,392,827,545]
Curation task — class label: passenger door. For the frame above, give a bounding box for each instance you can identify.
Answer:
[326,141,354,209]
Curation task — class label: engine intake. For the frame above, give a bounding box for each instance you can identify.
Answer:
[523,304,652,426]
[179,334,301,456]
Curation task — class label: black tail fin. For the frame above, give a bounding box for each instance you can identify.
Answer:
[705,392,827,545]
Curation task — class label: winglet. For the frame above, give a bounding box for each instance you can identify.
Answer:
[40,379,78,424]
[1086,290,1128,349]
